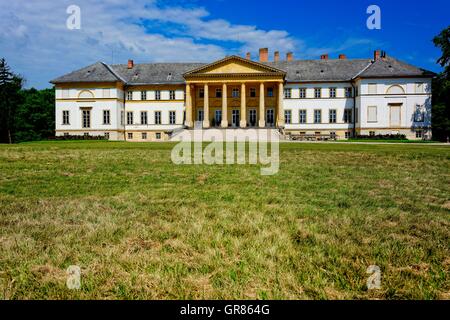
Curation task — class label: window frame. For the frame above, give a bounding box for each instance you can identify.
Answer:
[141,111,148,125]
[169,111,176,125]
[329,88,337,98]
[299,88,306,99]
[284,110,292,124]
[154,111,162,125]
[126,91,133,101]
[141,91,147,101]
[284,88,292,99]
[103,110,111,125]
[314,109,322,124]
[314,88,321,98]
[367,106,378,123]
[299,110,307,124]
[169,90,176,100]
[155,90,161,100]
[329,109,337,123]
[127,111,134,125]
[82,109,91,128]
[232,88,240,98]
[62,110,70,125]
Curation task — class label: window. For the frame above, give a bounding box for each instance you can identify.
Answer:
[232,88,240,98]
[155,111,161,124]
[285,110,292,124]
[169,90,176,100]
[156,132,161,140]
[127,91,133,100]
[84,132,89,137]
[128,133,133,140]
[102,89,111,98]
[416,130,423,139]
[216,88,222,98]
[82,110,91,128]
[345,132,350,139]
[62,110,70,125]
[314,88,321,98]
[121,111,124,126]
[330,132,336,139]
[127,111,133,125]
[415,83,424,94]
[414,105,425,122]
[329,88,336,98]
[155,90,161,100]
[141,111,148,125]
[314,110,322,123]
[368,83,377,94]
[299,110,307,123]
[369,131,376,137]
[169,111,176,125]
[104,132,110,140]
[367,106,377,123]
[267,87,274,97]
[344,109,353,123]
[299,88,306,99]
[142,132,147,140]
[345,87,352,98]
[284,88,292,99]
[329,109,337,123]
[250,88,256,97]
[64,132,69,137]
[199,88,204,98]
[141,91,147,100]
[103,110,110,125]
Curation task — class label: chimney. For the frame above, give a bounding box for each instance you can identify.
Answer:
[286,52,293,61]
[246,52,251,60]
[320,54,329,60]
[274,51,280,62]
[259,48,269,62]
[338,54,347,60]
[374,50,381,61]
[127,59,134,69]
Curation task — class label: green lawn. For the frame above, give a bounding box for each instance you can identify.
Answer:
[0,141,449,300]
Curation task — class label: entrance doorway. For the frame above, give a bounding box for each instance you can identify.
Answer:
[249,109,257,127]
[232,110,240,127]
[266,109,275,127]
[215,110,222,127]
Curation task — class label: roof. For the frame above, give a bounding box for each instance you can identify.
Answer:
[50,62,120,83]
[109,63,205,85]
[356,56,436,78]
[50,55,434,85]
[265,59,372,82]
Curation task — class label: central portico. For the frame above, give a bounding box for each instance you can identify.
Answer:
[183,55,286,129]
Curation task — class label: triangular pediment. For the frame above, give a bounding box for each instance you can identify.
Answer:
[184,55,285,76]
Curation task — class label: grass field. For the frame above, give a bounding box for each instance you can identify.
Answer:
[0,141,449,300]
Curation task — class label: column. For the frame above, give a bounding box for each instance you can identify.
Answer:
[221,83,228,128]
[185,84,193,128]
[277,82,285,127]
[240,83,247,128]
[203,83,210,128]
[259,82,265,128]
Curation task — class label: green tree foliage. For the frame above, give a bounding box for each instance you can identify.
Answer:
[14,88,55,142]
[0,58,24,143]
[432,26,450,141]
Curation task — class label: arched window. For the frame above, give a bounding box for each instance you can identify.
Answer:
[78,90,95,99]
[386,85,405,95]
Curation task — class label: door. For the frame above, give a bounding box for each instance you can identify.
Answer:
[266,109,274,127]
[198,109,204,122]
[232,110,240,127]
[215,110,222,127]
[390,105,401,127]
[249,109,257,127]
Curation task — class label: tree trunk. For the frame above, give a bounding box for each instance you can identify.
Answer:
[8,129,12,144]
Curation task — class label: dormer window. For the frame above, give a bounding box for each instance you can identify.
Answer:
[167,73,173,81]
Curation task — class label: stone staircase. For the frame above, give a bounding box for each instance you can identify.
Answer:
[170,128,286,142]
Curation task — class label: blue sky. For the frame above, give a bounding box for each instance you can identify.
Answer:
[0,0,448,88]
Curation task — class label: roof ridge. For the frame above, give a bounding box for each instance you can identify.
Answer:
[101,62,127,83]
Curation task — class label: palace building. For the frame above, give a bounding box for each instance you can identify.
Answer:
[51,49,434,141]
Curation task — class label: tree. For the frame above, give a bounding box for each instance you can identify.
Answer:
[0,58,24,143]
[14,88,55,142]
[432,27,450,141]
